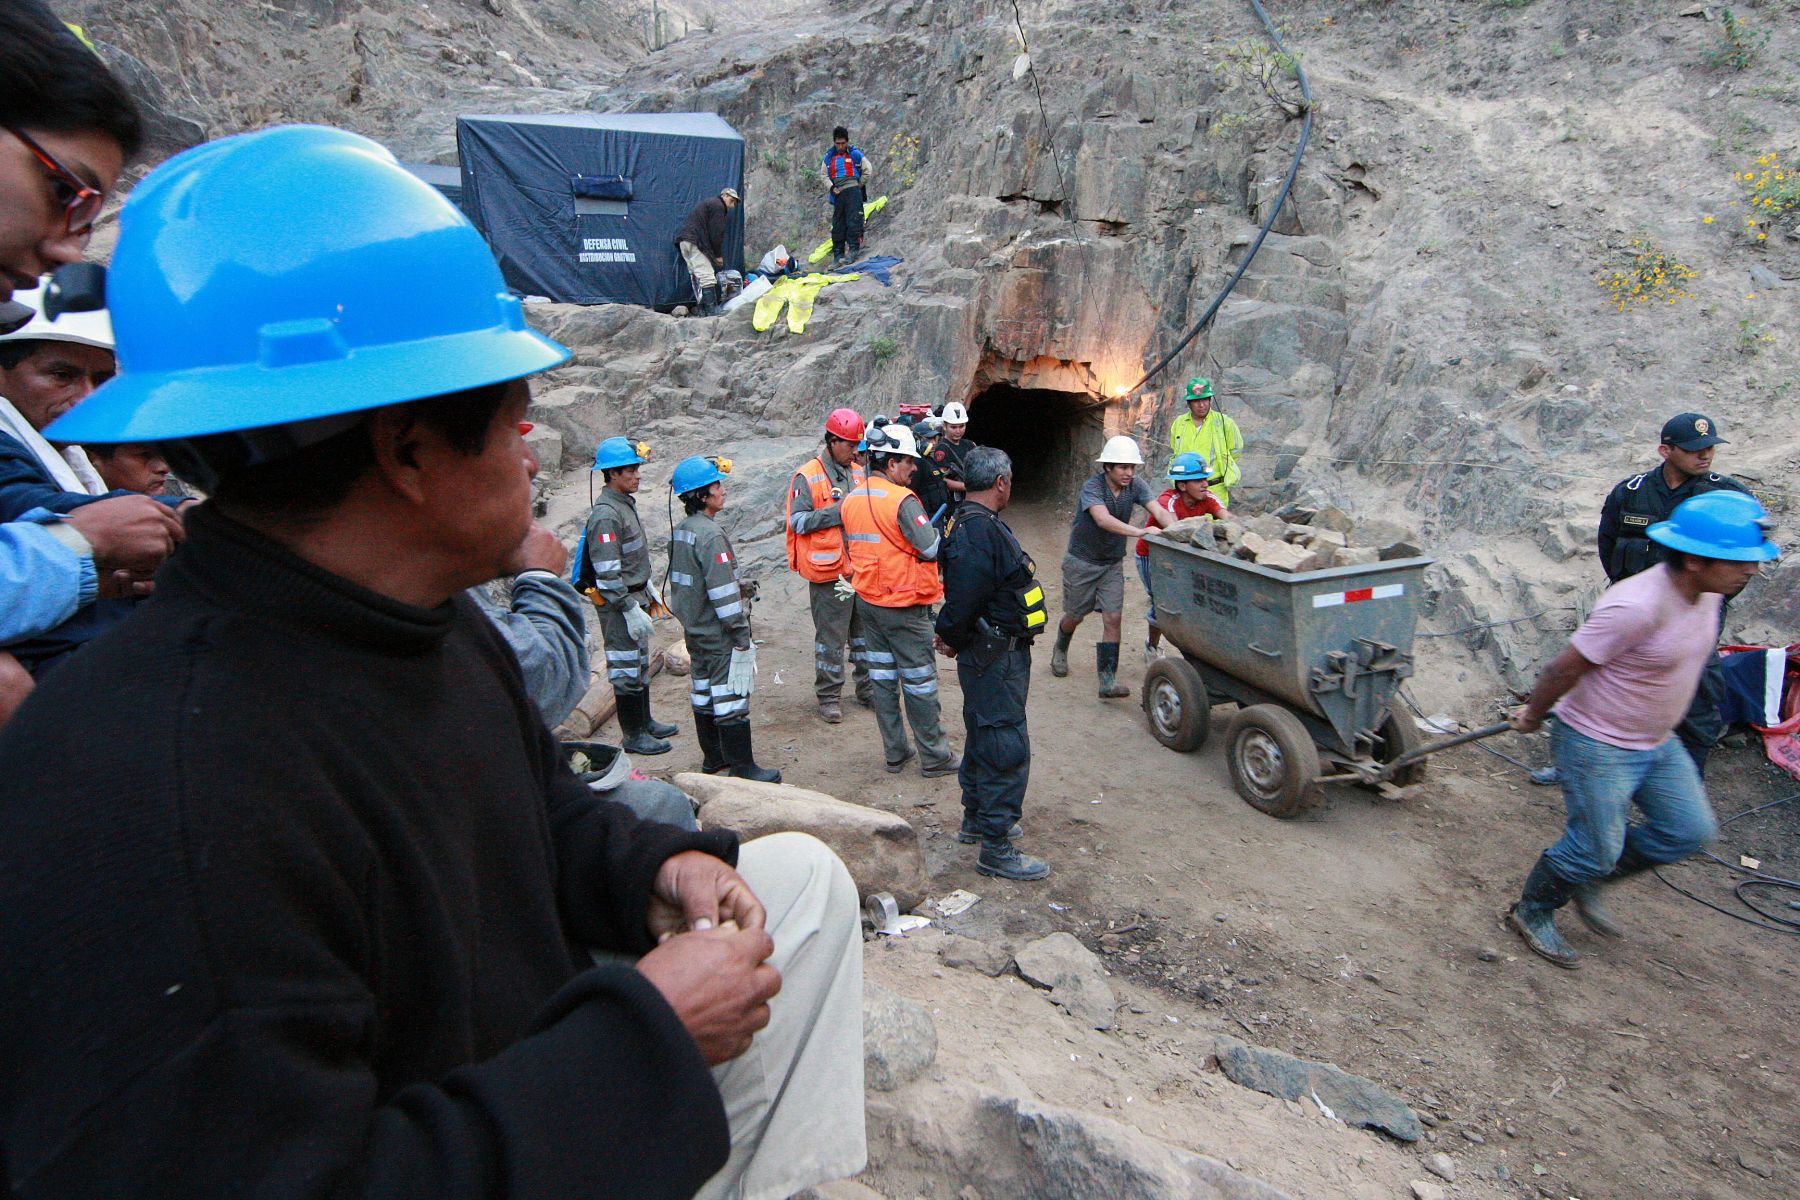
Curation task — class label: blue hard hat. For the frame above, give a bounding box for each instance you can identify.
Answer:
[1168,451,1210,481]
[592,436,646,471]
[45,125,569,446]
[1647,491,1780,562]
[671,455,724,496]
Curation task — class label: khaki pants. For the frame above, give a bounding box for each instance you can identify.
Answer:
[855,597,954,770]
[809,580,871,705]
[694,833,866,1200]
[680,240,717,291]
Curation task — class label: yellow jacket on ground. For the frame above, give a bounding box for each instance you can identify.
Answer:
[1168,408,1244,508]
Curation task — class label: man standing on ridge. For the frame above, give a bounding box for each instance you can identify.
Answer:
[787,407,873,724]
[578,435,679,755]
[935,446,1051,881]
[843,421,960,777]
[1591,412,1753,774]
[1167,377,1243,509]
[675,186,739,316]
[823,125,868,268]
[1504,491,1778,968]
[1049,435,1175,699]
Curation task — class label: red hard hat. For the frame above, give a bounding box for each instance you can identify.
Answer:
[826,407,865,441]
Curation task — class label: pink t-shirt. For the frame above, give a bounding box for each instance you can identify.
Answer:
[1553,565,1721,750]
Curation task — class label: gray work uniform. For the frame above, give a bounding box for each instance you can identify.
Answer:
[580,487,653,697]
[669,512,753,725]
[788,455,871,705]
[847,482,954,770]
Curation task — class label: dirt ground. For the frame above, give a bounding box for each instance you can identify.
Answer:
[617,494,1797,1200]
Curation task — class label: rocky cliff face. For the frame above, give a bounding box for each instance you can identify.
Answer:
[75,0,1800,701]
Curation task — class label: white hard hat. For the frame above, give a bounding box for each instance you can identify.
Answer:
[941,401,969,423]
[869,422,921,459]
[0,281,115,351]
[1097,435,1145,466]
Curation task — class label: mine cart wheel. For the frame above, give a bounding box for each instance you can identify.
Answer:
[1225,704,1323,818]
[1369,699,1426,789]
[1142,658,1210,753]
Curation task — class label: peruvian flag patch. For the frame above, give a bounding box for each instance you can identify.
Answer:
[597,532,615,543]
[717,551,732,563]
[914,514,929,526]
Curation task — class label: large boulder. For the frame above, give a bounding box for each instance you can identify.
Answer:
[863,983,938,1093]
[1015,932,1118,1031]
[675,774,930,911]
[1213,1035,1423,1142]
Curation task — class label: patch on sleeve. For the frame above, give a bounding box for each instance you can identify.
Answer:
[717,551,732,563]
[915,513,929,526]
[598,532,615,543]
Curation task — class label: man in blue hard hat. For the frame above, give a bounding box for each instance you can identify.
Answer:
[1505,491,1779,969]
[0,126,865,1199]
[578,434,681,755]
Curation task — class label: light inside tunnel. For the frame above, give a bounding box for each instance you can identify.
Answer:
[962,383,1106,504]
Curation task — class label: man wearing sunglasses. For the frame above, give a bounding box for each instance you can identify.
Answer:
[1,2,137,322]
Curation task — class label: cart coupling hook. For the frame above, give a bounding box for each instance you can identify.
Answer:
[1382,721,1513,776]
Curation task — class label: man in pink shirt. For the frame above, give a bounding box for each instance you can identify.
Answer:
[1504,491,1779,968]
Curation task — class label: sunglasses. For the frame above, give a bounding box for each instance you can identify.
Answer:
[6,126,106,236]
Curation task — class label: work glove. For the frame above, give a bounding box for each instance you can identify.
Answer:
[728,645,757,698]
[833,576,856,603]
[623,603,655,643]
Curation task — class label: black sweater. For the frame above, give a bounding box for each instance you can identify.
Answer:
[0,504,738,1198]
[673,196,730,260]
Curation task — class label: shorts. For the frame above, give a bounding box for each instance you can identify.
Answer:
[1061,552,1124,619]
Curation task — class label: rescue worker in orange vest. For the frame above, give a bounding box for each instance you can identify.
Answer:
[842,420,960,777]
[787,408,873,724]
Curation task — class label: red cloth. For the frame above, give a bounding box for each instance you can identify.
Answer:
[1137,488,1226,556]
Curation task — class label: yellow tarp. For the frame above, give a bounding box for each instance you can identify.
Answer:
[752,273,861,334]
[806,195,890,264]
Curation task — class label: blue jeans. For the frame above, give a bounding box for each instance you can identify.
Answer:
[1544,721,1718,884]
[1135,554,1156,628]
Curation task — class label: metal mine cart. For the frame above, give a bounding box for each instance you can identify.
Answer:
[1140,535,1507,817]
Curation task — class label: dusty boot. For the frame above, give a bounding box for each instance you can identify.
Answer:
[618,691,671,756]
[1050,627,1073,678]
[977,839,1050,881]
[1504,854,1581,968]
[958,818,1021,845]
[921,753,963,779]
[699,284,721,316]
[1573,845,1655,939]
[694,712,728,774]
[1096,642,1130,698]
[719,720,781,783]
[817,699,843,724]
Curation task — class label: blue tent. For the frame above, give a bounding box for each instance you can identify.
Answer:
[456,112,746,308]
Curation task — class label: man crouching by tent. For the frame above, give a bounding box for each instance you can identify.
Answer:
[677,186,739,316]
[0,125,865,1200]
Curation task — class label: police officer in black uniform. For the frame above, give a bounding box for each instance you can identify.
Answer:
[1595,411,1753,771]
[934,446,1052,881]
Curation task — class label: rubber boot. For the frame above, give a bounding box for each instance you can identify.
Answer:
[1504,854,1581,968]
[719,720,781,783]
[1050,627,1073,678]
[699,284,721,316]
[1573,844,1655,939]
[977,839,1050,881]
[1096,642,1130,698]
[618,690,671,756]
[645,705,680,740]
[694,712,728,774]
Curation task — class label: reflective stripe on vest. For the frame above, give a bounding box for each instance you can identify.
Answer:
[786,456,864,583]
[843,481,943,608]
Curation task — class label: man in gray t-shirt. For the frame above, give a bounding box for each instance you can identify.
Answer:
[1051,436,1174,698]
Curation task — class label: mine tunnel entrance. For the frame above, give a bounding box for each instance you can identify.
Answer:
[963,384,1106,505]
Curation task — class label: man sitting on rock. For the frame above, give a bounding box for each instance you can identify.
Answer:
[0,124,865,1200]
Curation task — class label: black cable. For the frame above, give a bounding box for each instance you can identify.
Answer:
[1653,792,1800,934]
[1395,684,1538,774]
[1007,0,1075,225]
[1117,0,1313,398]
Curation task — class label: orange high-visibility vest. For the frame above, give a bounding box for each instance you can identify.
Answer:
[844,477,943,608]
[786,456,865,582]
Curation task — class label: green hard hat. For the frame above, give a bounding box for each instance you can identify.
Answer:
[1185,377,1214,401]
